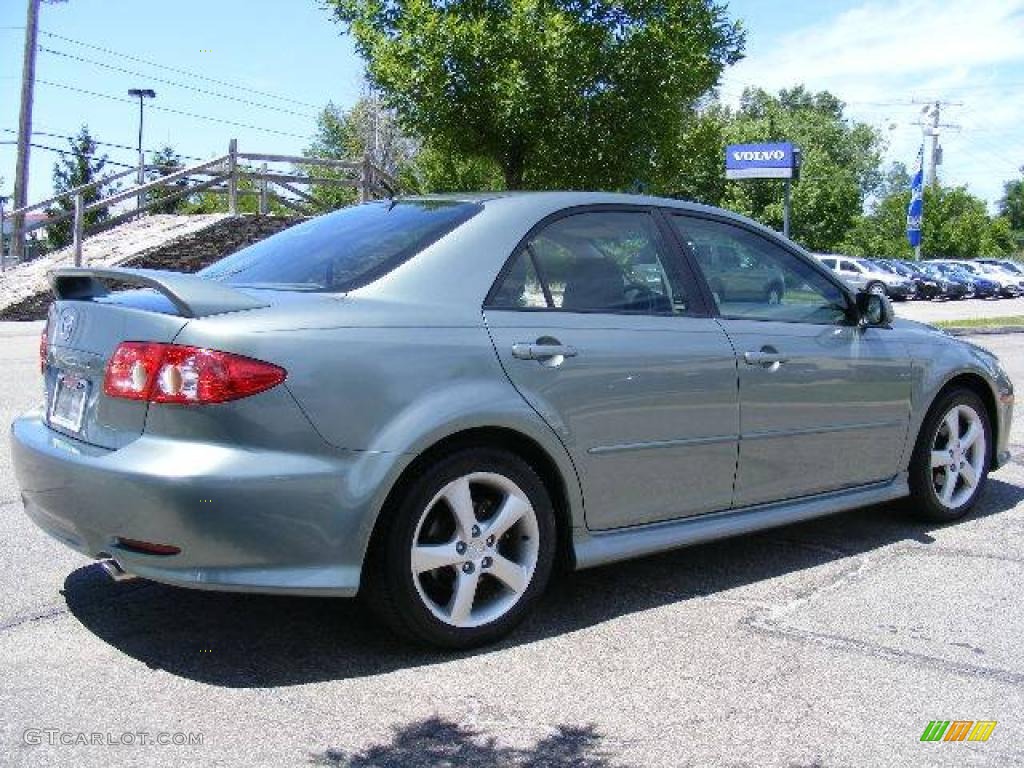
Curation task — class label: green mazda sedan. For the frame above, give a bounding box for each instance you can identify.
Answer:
[11,192,1014,647]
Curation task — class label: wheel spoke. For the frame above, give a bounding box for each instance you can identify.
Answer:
[960,461,979,489]
[931,450,949,469]
[448,568,480,624]
[486,493,530,540]
[940,471,957,504]
[443,476,477,539]
[488,554,528,594]
[961,421,982,450]
[943,408,960,443]
[412,542,463,574]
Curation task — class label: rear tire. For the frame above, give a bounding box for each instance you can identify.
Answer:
[363,447,556,648]
[906,388,991,522]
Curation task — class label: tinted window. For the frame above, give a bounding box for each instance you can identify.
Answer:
[488,211,695,315]
[201,200,480,291]
[671,216,849,324]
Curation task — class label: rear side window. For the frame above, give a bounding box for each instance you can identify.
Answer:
[487,211,695,315]
[201,200,480,292]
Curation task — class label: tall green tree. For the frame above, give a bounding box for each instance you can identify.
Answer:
[147,145,187,214]
[46,126,113,249]
[843,184,1016,259]
[327,0,744,190]
[1000,172,1024,252]
[708,87,884,252]
[303,97,420,210]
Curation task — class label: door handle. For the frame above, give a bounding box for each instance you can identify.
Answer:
[743,347,787,369]
[512,342,578,363]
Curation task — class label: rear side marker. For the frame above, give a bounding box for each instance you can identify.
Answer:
[114,537,181,556]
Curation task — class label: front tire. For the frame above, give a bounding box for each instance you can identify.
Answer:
[907,388,991,522]
[867,281,887,298]
[364,447,556,648]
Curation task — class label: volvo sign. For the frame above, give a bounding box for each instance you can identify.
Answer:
[725,142,798,180]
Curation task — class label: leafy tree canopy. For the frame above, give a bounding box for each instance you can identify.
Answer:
[842,184,1016,259]
[327,0,745,190]
[46,126,113,250]
[147,145,187,215]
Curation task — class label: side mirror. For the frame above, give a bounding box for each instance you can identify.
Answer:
[856,291,894,327]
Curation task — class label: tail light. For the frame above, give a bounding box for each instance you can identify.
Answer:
[39,327,48,374]
[104,342,286,404]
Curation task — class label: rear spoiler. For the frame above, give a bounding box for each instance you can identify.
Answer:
[49,267,270,319]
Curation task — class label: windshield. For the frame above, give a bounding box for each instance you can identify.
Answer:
[201,199,481,291]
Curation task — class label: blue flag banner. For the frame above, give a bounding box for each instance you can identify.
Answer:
[906,144,924,248]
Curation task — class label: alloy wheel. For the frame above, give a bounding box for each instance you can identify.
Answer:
[930,403,986,509]
[410,472,540,628]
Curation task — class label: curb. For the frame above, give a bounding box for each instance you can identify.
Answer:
[941,326,1024,336]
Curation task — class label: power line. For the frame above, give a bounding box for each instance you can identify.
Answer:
[38,29,320,110]
[37,46,319,120]
[0,127,206,161]
[35,79,316,141]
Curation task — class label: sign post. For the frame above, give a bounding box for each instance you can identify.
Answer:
[725,142,801,239]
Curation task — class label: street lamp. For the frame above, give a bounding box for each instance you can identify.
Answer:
[128,88,156,214]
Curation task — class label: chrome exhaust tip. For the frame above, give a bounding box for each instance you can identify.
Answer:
[100,559,137,582]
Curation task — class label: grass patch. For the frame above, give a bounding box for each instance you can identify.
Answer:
[933,315,1024,329]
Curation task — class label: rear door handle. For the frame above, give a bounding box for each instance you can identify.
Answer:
[743,347,787,369]
[512,342,578,362]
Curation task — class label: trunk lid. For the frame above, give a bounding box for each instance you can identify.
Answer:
[43,267,269,449]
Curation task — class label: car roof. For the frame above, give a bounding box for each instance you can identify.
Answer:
[402,190,760,220]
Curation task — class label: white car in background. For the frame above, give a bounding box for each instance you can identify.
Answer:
[815,255,915,299]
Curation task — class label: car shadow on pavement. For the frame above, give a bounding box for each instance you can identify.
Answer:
[62,478,1024,688]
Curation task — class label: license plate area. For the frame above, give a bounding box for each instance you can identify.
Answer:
[49,372,90,433]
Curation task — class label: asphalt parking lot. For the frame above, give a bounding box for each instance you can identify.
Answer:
[1,317,1023,767]
[895,295,1024,325]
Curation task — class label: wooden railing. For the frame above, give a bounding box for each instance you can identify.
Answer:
[0,139,399,270]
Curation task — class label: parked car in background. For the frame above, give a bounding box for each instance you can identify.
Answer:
[936,260,1018,298]
[816,256,916,300]
[690,241,787,305]
[814,254,867,292]
[971,261,1024,294]
[929,261,998,298]
[874,259,943,300]
[916,262,970,300]
[11,192,1015,648]
[977,259,1024,279]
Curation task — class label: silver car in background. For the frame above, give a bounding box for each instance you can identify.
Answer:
[11,192,1014,648]
[816,255,916,299]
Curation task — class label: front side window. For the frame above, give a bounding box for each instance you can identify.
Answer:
[671,216,850,324]
[201,200,481,292]
[488,211,694,315]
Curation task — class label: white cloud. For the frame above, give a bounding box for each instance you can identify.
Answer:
[720,0,1024,207]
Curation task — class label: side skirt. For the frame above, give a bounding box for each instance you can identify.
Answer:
[572,474,909,570]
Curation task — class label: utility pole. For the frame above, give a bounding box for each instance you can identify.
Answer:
[0,194,8,272]
[925,101,941,188]
[11,0,68,263]
[11,0,41,263]
[914,99,962,189]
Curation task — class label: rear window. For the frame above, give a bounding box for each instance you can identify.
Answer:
[201,199,481,291]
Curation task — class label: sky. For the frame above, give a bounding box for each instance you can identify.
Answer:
[1,0,1023,209]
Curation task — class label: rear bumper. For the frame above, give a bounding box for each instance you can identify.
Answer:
[887,283,916,298]
[11,411,406,596]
